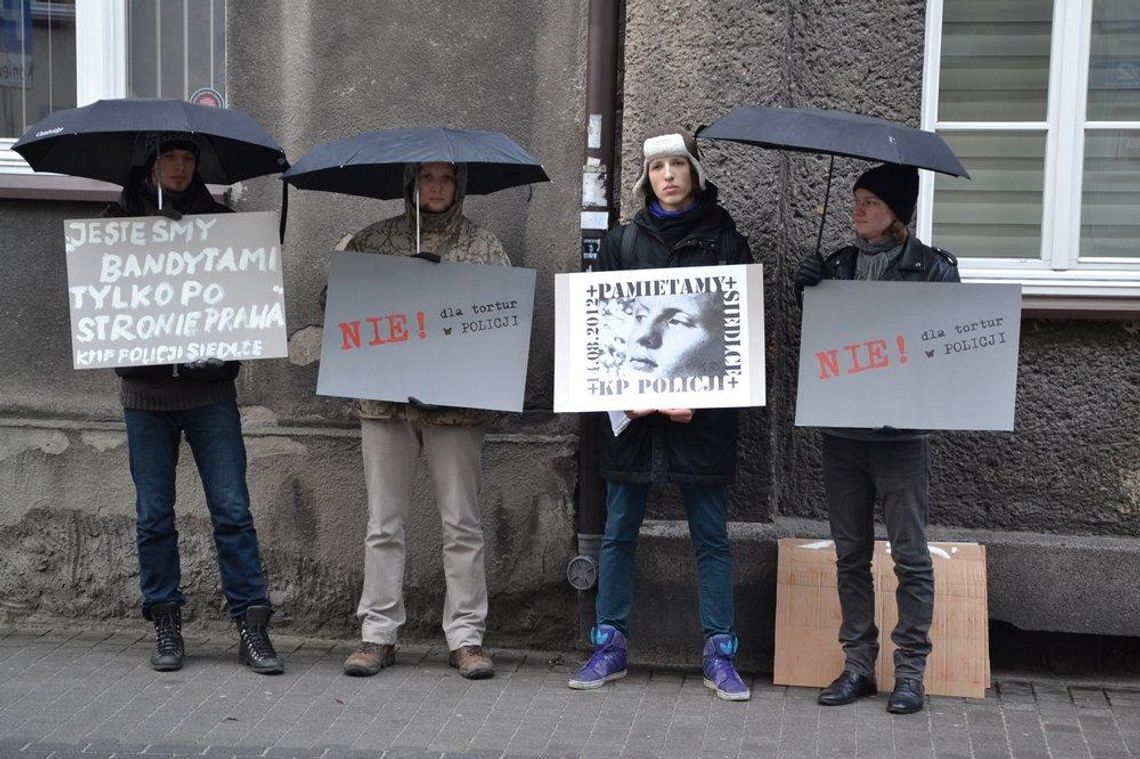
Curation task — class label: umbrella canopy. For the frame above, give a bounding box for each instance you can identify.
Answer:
[281,127,550,199]
[12,97,288,185]
[698,106,969,178]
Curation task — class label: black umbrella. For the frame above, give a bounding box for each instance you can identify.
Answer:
[12,97,289,186]
[698,106,970,254]
[281,127,549,199]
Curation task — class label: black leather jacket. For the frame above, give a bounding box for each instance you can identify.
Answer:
[823,235,960,283]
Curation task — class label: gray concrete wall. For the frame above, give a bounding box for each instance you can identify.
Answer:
[0,0,589,652]
[617,0,1140,669]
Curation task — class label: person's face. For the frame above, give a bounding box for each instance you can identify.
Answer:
[151,149,196,193]
[648,155,695,211]
[625,293,721,378]
[417,162,458,213]
[852,188,897,242]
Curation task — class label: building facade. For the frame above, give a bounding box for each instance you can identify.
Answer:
[0,0,1137,668]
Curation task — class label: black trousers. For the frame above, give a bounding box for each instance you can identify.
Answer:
[822,434,934,680]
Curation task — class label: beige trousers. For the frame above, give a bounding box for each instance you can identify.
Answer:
[356,418,488,649]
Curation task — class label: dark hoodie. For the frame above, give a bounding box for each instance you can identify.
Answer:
[102,169,239,411]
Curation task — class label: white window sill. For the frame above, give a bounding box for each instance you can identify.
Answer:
[961,266,1140,317]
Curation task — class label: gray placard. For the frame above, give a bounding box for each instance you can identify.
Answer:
[64,211,286,369]
[796,281,1022,430]
[317,252,536,412]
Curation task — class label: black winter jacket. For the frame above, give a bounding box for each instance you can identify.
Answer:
[596,186,753,485]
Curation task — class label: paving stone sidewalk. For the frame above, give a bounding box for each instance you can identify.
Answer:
[0,625,1137,758]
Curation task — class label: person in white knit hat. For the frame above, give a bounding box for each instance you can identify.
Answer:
[568,126,754,701]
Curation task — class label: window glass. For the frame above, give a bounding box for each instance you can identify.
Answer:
[938,0,1053,122]
[0,0,76,139]
[1086,0,1140,121]
[126,0,225,102]
[933,131,1046,259]
[1080,129,1140,258]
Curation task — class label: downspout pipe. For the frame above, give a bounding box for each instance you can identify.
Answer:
[567,0,620,594]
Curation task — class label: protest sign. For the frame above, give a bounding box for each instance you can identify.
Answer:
[317,252,536,412]
[64,211,286,369]
[554,263,765,412]
[796,281,1021,430]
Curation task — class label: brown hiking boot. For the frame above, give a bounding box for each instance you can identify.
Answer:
[343,641,397,677]
[449,645,494,680]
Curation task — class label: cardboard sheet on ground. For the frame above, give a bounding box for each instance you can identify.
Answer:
[554,264,765,412]
[796,281,1022,430]
[773,538,990,699]
[64,211,286,369]
[318,252,536,412]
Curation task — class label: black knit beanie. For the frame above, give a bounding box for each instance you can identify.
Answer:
[853,163,919,225]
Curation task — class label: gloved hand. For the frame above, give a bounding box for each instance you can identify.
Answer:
[183,357,225,372]
[793,253,827,288]
[319,285,328,314]
[155,207,183,221]
[407,396,444,412]
[411,251,441,263]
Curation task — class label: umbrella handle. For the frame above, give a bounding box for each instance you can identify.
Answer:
[814,154,835,258]
[415,175,421,255]
[279,181,289,245]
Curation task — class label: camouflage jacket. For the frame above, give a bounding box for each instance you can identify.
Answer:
[344,196,509,426]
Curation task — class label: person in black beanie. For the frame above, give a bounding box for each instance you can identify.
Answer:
[567,126,753,701]
[793,163,959,714]
[103,137,283,675]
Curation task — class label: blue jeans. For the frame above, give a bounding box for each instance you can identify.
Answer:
[125,399,270,619]
[596,481,735,638]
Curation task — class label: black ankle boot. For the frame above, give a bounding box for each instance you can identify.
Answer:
[237,605,283,675]
[147,603,184,672]
[818,670,877,706]
[887,678,925,714]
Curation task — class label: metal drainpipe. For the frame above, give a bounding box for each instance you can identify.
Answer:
[566,0,620,595]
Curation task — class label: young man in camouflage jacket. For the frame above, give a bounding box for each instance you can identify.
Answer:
[341,162,507,680]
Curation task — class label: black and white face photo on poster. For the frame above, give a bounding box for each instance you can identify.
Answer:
[598,292,726,381]
[554,263,765,412]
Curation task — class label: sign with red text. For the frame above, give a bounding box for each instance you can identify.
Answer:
[796,281,1021,430]
[64,211,286,369]
[553,264,765,412]
[317,252,536,412]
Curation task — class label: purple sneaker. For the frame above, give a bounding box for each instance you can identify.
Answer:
[702,634,750,701]
[568,624,628,690]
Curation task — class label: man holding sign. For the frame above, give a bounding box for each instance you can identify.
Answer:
[793,163,959,714]
[340,161,507,681]
[104,138,283,676]
[567,127,753,701]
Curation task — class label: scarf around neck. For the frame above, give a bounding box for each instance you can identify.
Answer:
[853,233,903,281]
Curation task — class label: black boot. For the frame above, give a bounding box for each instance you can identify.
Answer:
[818,670,877,706]
[887,678,925,714]
[146,603,184,672]
[237,605,283,675]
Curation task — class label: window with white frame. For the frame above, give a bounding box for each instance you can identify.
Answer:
[0,0,224,175]
[920,0,1140,307]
